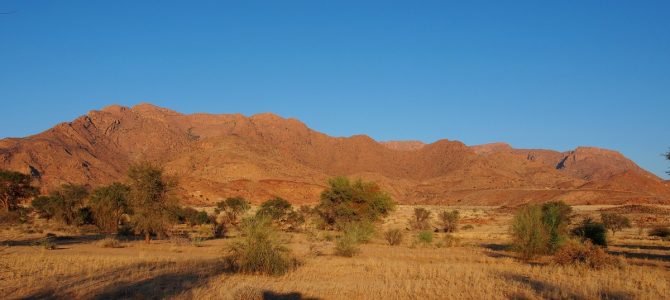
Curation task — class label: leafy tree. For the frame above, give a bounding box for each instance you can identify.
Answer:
[439,210,460,233]
[126,162,178,243]
[215,196,251,224]
[31,195,57,221]
[315,177,395,228]
[600,212,631,236]
[195,210,210,225]
[256,197,292,221]
[0,170,38,211]
[36,184,88,225]
[409,207,432,230]
[89,183,130,233]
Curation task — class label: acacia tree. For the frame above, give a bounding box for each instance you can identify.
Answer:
[89,183,130,233]
[37,183,88,225]
[439,210,460,233]
[215,196,251,224]
[601,212,631,236]
[316,177,395,228]
[0,170,38,212]
[126,162,178,243]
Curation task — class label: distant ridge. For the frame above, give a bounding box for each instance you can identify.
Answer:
[1,103,668,205]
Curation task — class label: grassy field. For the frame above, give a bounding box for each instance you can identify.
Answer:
[1,205,669,299]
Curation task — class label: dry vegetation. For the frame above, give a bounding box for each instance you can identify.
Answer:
[2,205,670,299]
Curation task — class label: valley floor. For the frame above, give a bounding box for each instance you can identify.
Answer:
[1,206,669,299]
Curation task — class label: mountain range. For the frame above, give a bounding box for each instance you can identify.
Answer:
[1,103,668,205]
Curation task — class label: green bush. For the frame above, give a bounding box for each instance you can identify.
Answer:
[649,226,670,238]
[510,205,549,260]
[334,234,360,257]
[572,218,608,247]
[315,177,395,228]
[417,230,433,245]
[215,197,251,224]
[384,228,403,246]
[541,201,573,252]
[256,197,292,221]
[226,216,296,275]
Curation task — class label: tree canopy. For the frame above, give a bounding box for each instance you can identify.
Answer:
[316,177,395,228]
[0,170,38,211]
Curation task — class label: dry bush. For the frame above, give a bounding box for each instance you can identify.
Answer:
[443,234,461,247]
[439,210,460,232]
[97,237,122,248]
[384,228,403,246]
[334,234,360,257]
[553,241,623,269]
[226,217,296,275]
[409,207,432,230]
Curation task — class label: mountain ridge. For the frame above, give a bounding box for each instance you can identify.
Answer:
[1,103,668,206]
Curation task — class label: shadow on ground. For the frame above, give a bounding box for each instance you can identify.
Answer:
[500,272,634,300]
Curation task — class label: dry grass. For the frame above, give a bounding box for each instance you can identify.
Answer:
[0,205,669,299]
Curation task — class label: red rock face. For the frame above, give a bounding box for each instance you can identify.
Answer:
[1,103,668,205]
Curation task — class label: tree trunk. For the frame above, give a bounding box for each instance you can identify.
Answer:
[144,232,151,244]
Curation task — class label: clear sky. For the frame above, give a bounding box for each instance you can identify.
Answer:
[0,1,669,178]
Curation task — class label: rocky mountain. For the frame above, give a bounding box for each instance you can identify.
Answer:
[1,103,668,206]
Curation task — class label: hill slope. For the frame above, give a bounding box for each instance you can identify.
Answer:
[1,103,668,205]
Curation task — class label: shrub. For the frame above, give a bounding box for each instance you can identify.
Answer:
[572,218,608,247]
[191,236,205,247]
[315,177,395,228]
[285,210,306,232]
[215,197,251,225]
[439,210,460,232]
[649,226,670,238]
[75,207,95,226]
[334,234,360,257]
[510,205,549,260]
[554,240,622,269]
[342,222,374,244]
[541,201,573,252]
[256,197,292,221]
[409,207,432,230]
[226,217,295,275]
[177,207,200,226]
[601,213,631,235]
[384,228,403,246]
[97,237,122,248]
[417,230,433,245]
[461,224,475,231]
[35,236,56,250]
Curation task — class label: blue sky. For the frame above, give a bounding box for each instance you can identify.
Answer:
[0,1,669,178]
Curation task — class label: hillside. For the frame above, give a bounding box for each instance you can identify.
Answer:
[1,103,668,205]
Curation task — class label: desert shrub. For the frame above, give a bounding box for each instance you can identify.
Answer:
[126,162,179,243]
[572,218,608,247]
[226,216,296,275]
[97,237,122,248]
[285,210,306,232]
[417,230,433,245]
[443,234,461,247]
[195,211,211,225]
[648,226,670,238]
[215,196,251,225]
[334,234,360,257]
[0,170,38,212]
[510,205,549,260]
[601,212,631,235]
[384,228,403,246]
[541,201,573,252]
[342,222,375,244]
[439,210,460,232]
[554,240,622,269]
[191,236,205,247]
[256,197,292,221]
[75,207,95,226]
[409,207,432,230]
[315,177,395,228]
[89,183,130,233]
[177,207,200,225]
[461,224,475,231]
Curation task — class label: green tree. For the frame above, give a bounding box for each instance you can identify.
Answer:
[39,184,88,225]
[89,183,130,233]
[126,162,178,243]
[600,212,631,236]
[256,197,292,221]
[315,177,395,228]
[215,196,251,224]
[31,195,57,221]
[572,218,608,247]
[0,170,38,211]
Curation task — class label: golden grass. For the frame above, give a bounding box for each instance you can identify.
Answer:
[1,205,669,299]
